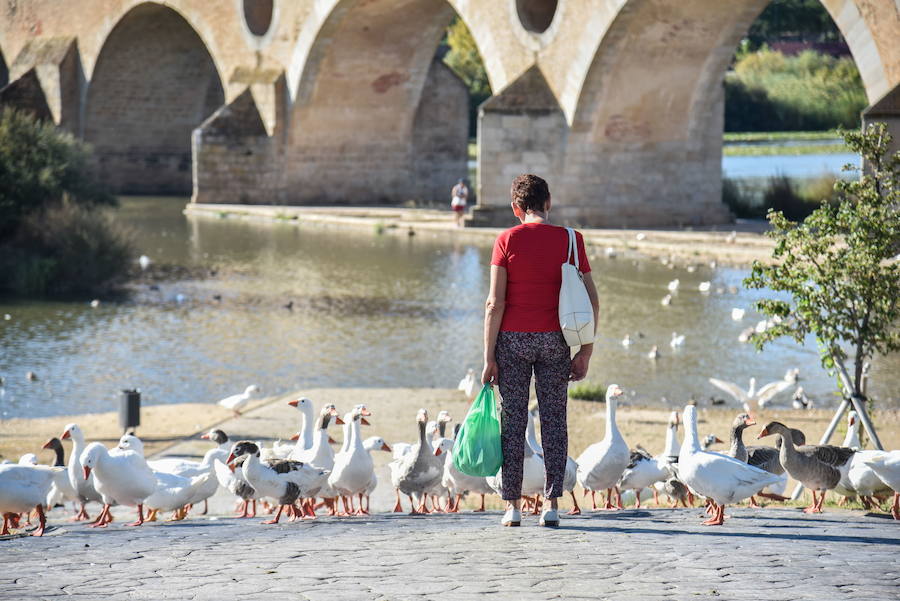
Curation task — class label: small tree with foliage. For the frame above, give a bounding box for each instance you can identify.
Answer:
[744,123,899,420]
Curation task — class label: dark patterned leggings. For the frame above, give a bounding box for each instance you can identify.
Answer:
[496,330,571,500]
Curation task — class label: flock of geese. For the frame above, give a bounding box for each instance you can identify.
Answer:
[2,385,899,536]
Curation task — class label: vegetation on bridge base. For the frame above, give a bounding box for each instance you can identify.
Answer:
[0,108,133,296]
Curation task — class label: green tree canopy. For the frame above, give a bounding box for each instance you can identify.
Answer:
[744,123,900,401]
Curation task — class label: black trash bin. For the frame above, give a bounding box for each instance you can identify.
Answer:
[120,389,141,434]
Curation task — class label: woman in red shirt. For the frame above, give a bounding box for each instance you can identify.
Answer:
[482,174,599,527]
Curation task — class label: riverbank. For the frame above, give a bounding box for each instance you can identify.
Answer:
[184,203,776,267]
[7,387,899,511]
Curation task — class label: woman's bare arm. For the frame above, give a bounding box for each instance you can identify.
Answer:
[482,265,507,384]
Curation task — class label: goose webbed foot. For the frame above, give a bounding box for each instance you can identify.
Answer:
[701,503,725,526]
[567,491,582,515]
[262,505,284,524]
[125,505,145,527]
[748,496,761,508]
[30,505,46,537]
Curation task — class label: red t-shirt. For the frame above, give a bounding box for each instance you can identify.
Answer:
[490,223,591,332]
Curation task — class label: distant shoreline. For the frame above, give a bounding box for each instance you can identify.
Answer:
[185,203,776,268]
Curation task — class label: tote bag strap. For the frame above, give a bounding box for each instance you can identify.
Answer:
[565,227,579,271]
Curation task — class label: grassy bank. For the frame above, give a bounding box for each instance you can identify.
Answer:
[723,143,848,156]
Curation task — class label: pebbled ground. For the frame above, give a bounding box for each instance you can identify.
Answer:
[2,507,898,601]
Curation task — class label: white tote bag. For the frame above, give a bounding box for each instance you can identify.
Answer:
[558,227,595,347]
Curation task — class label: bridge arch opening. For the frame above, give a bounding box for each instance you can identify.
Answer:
[242,0,275,37]
[517,0,558,34]
[84,3,224,195]
[286,0,491,206]
[563,0,887,227]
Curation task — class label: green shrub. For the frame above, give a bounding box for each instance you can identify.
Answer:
[725,49,867,132]
[0,202,134,296]
[568,382,608,402]
[0,108,114,238]
[763,174,839,221]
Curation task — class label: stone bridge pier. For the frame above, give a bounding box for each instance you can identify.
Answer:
[1,0,898,227]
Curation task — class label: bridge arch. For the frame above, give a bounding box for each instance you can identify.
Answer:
[83,2,225,194]
[552,0,899,227]
[283,0,495,205]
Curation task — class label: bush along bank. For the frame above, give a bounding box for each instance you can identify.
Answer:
[725,48,866,132]
[0,108,133,296]
[723,174,841,221]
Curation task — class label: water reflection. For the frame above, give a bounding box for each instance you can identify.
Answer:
[0,197,896,418]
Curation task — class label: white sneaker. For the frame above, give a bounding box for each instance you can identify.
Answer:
[501,508,521,527]
[539,508,559,527]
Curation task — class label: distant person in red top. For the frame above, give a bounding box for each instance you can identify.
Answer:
[481,174,599,528]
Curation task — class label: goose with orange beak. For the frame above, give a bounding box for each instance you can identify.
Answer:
[328,405,376,516]
[59,423,103,521]
[80,442,157,527]
[226,441,328,524]
[758,421,855,514]
[678,405,782,525]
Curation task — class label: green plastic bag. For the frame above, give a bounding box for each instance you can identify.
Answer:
[452,383,503,477]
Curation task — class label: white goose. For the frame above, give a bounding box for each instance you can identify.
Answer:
[619,411,680,508]
[286,397,316,452]
[227,440,328,524]
[360,436,393,513]
[862,452,900,520]
[458,369,477,400]
[836,413,892,509]
[41,437,79,512]
[708,377,792,412]
[328,406,377,515]
[59,423,103,521]
[0,463,67,536]
[217,384,260,416]
[576,385,630,510]
[527,406,582,515]
[80,442,158,527]
[212,458,259,518]
[144,469,213,522]
[426,437,456,512]
[442,424,494,513]
[678,404,782,525]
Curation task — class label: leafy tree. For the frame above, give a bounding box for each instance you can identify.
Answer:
[744,124,900,420]
[0,108,114,239]
[442,17,491,137]
[745,0,842,49]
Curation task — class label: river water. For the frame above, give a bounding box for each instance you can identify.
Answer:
[1,193,897,419]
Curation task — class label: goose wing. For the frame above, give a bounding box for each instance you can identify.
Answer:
[266,458,306,474]
[746,446,782,474]
[755,380,792,405]
[626,447,653,469]
[708,378,749,404]
[803,445,855,467]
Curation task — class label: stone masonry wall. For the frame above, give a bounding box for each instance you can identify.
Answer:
[411,60,470,205]
[192,89,283,205]
[83,4,224,195]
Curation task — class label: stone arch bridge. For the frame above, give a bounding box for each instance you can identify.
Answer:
[1,0,898,227]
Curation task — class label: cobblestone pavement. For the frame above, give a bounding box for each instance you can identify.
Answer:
[2,507,898,601]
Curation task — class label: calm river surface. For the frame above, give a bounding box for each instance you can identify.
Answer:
[1,197,897,418]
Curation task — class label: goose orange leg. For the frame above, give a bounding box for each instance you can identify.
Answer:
[567,491,582,515]
[476,493,486,512]
[702,503,725,526]
[262,505,284,524]
[803,491,821,514]
[392,490,404,513]
[125,504,145,527]
[891,492,899,520]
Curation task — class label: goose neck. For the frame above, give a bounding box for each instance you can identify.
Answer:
[663,424,679,457]
[682,411,701,453]
[349,418,363,450]
[729,425,746,458]
[52,445,65,467]
[605,399,619,439]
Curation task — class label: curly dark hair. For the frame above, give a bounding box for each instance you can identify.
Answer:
[510,174,550,213]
